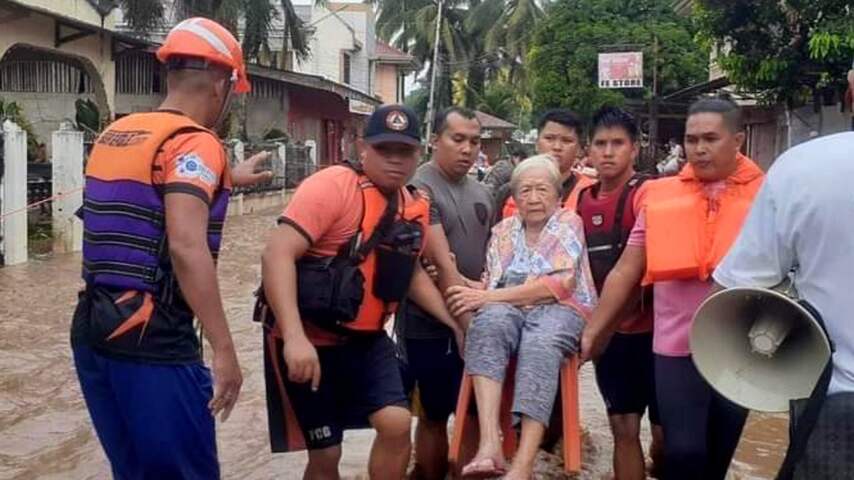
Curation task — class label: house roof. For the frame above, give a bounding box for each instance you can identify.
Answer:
[247,63,380,106]
[475,110,516,130]
[375,41,412,62]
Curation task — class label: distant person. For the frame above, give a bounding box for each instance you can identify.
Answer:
[657,138,684,176]
[581,97,765,480]
[397,106,494,480]
[259,105,458,478]
[71,18,271,478]
[576,106,663,480]
[447,154,597,479]
[502,109,596,218]
[483,143,525,217]
[713,64,854,479]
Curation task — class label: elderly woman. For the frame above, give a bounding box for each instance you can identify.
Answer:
[446,154,597,479]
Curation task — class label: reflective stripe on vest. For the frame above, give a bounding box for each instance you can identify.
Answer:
[82,111,228,293]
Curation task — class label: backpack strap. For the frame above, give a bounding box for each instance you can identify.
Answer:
[611,173,650,251]
[352,188,398,263]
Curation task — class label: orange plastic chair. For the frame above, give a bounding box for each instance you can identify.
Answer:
[448,355,581,476]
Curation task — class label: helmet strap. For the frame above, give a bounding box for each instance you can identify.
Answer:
[213,74,237,132]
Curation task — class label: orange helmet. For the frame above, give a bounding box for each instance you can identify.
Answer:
[156,17,251,94]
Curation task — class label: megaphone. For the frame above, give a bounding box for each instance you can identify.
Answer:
[691,279,831,412]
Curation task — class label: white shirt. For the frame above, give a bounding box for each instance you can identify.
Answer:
[714,132,854,395]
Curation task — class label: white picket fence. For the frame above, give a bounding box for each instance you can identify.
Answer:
[0,120,84,266]
[0,124,300,267]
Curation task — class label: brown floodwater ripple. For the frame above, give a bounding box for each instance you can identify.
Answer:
[0,207,786,479]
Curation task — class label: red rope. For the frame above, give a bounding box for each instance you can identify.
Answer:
[0,186,84,220]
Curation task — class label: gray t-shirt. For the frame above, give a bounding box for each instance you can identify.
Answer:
[401,161,494,339]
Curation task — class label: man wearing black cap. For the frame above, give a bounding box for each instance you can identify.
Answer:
[397,106,493,480]
[261,105,459,478]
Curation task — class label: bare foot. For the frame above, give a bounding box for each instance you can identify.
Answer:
[462,450,508,478]
[501,464,534,480]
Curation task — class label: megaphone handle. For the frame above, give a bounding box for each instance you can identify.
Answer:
[775,301,833,480]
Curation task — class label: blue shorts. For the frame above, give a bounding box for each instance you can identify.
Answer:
[73,345,218,480]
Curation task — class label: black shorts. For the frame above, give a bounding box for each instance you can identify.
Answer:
[270,333,408,451]
[594,332,660,424]
[400,337,464,422]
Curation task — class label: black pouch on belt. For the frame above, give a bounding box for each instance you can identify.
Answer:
[373,219,423,302]
[254,191,399,330]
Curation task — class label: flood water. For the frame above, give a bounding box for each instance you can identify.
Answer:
[0,207,787,479]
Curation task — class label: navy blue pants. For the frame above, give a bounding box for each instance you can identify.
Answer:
[73,345,219,480]
[655,354,748,480]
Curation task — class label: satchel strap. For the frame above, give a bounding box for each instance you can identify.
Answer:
[352,190,398,263]
[776,300,835,480]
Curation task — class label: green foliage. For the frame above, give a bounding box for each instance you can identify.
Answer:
[74,98,102,137]
[469,79,530,129]
[119,0,313,62]
[376,0,546,112]
[695,0,853,106]
[405,87,430,124]
[263,127,289,141]
[528,0,707,121]
[0,98,42,161]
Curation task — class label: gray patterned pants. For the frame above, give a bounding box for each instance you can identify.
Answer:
[464,302,585,425]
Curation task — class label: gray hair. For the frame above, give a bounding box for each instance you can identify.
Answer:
[510,154,562,197]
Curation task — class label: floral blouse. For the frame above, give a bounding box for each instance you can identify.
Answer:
[483,209,598,318]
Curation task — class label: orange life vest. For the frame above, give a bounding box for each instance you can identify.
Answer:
[342,175,431,332]
[502,171,595,218]
[83,111,228,296]
[642,153,764,284]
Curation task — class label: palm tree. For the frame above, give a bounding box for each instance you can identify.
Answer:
[117,0,312,62]
[376,0,475,110]
[376,0,546,110]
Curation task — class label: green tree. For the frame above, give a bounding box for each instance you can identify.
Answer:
[694,0,853,106]
[527,0,707,120]
[376,0,546,110]
[117,0,312,62]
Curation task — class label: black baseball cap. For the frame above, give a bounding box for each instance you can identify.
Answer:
[364,104,421,146]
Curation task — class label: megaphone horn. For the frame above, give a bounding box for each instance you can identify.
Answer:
[690,278,831,413]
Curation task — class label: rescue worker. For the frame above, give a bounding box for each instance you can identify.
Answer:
[712,62,854,479]
[398,106,493,480]
[576,107,662,479]
[260,105,459,479]
[581,97,765,480]
[71,18,271,478]
[501,109,596,218]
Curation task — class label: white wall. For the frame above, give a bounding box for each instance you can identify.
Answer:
[333,7,373,93]
[0,92,97,154]
[247,94,290,140]
[292,5,359,86]
[115,94,166,116]
[14,0,119,29]
[0,9,115,116]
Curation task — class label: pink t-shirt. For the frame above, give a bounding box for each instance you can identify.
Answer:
[627,179,727,356]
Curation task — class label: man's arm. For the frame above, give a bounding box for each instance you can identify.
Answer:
[165,193,241,421]
[580,245,647,362]
[261,224,322,391]
[421,223,474,329]
[408,262,461,335]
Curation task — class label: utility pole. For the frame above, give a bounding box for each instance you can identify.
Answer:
[424,0,444,143]
[648,34,660,170]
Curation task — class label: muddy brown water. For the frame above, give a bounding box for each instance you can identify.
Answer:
[0,207,787,479]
